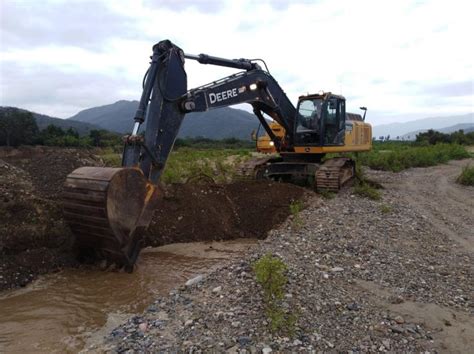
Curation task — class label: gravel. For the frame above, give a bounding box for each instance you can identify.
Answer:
[101,162,473,352]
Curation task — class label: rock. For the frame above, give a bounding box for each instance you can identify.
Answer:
[185,274,204,287]
[262,347,272,354]
[138,322,148,332]
[185,319,194,327]
[382,339,391,349]
[394,315,405,324]
[347,302,361,311]
[231,321,241,328]
[293,339,302,346]
[330,267,344,272]
[391,325,405,334]
[237,336,252,346]
[212,286,222,293]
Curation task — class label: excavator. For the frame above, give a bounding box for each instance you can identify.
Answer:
[62,40,372,270]
[253,110,369,154]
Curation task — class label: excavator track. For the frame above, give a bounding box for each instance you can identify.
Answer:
[63,167,160,270]
[315,157,355,192]
[237,156,274,180]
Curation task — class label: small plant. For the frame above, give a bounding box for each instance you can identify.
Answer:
[252,254,296,335]
[379,204,392,213]
[354,182,381,200]
[318,189,336,199]
[289,200,303,229]
[456,164,474,186]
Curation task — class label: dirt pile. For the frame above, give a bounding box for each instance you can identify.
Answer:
[0,147,105,290]
[1,146,103,198]
[146,181,306,246]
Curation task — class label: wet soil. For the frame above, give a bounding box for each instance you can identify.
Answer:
[147,180,305,245]
[0,147,306,291]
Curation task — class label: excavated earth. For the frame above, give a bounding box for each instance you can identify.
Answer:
[0,147,305,291]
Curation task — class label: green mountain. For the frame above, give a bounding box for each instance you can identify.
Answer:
[68,100,261,140]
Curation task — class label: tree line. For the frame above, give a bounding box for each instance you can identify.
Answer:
[415,129,474,145]
[0,108,121,147]
[0,107,255,149]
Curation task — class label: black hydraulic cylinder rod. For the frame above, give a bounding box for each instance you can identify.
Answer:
[134,47,162,125]
[185,53,255,71]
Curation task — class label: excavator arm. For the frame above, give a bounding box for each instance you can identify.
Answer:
[63,39,299,270]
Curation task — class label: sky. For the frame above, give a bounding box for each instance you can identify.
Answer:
[0,0,473,125]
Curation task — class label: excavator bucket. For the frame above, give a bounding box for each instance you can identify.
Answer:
[62,167,161,270]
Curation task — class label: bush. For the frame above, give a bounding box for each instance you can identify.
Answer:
[252,254,296,334]
[456,165,474,186]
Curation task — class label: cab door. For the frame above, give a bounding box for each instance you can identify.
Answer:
[321,98,345,146]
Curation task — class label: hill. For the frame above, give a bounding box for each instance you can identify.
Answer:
[373,113,474,138]
[400,123,474,140]
[0,106,102,136]
[68,100,261,140]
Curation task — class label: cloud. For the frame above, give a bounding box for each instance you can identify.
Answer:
[0,0,473,125]
[423,81,473,97]
[1,0,136,51]
[0,60,138,117]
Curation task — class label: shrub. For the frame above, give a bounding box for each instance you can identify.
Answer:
[456,165,474,186]
[252,254,296,334]
[289,200,303,229]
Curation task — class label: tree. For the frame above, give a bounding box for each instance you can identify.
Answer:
[0,108,39,146]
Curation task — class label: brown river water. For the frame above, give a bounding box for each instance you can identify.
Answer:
[0,239,257,352]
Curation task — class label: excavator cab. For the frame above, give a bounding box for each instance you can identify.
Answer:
[294,93,346,146]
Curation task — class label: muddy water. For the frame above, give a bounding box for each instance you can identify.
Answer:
[0,239,256,352]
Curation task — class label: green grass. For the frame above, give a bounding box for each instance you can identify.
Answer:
[456,165,474,186]
[99,147,253,184]
[357,143,469,172]
[354,182,382,200]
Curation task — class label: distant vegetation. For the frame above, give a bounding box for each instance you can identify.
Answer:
[415,129,474,146]
[456,165,474,186]
[357,141,470,172]
[0,107,255,150]
[0,108,120,148]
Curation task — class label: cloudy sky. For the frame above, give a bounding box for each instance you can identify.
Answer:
[1,0,473,125]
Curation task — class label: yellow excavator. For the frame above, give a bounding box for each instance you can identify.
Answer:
[63,40,372,269]
[254,111,370,155]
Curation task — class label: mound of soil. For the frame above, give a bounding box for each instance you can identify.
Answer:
[146,180,306,246]
[1,146,103,198]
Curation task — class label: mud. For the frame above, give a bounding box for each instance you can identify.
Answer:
[0,147,306,291]
[0,239,257,353]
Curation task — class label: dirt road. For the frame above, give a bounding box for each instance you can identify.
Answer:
[398,159,473,252]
